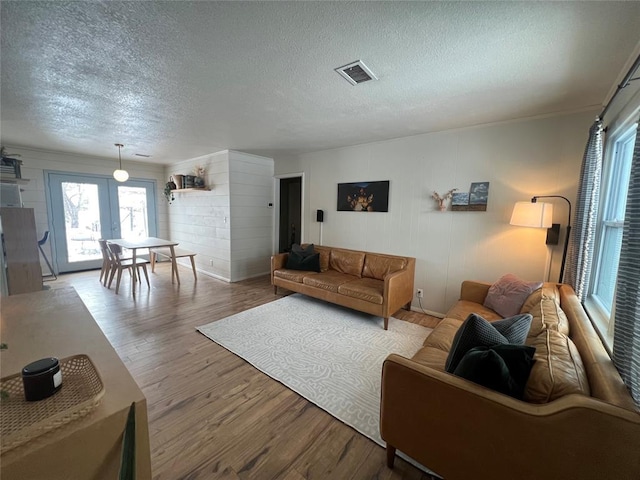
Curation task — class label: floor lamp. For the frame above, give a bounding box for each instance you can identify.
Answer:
[510,196,572,283]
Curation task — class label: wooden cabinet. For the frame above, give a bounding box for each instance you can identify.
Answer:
[0,287,152,479]
[0,207,42,295]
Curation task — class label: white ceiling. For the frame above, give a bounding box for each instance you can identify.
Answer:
[2,1,640,165]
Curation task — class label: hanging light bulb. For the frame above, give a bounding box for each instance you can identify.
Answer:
[113,143,129,182]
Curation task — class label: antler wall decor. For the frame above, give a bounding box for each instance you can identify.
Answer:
[432,188,457,211]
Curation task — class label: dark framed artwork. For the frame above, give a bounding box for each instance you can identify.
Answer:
[337,181,390,212]
[469,182,490,205]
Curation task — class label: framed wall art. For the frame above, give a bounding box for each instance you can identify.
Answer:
[451,182,490,211]
[337,181,390,212]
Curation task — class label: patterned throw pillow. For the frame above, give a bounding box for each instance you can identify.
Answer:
[445,313,533,373]
[483,274,543,317]
[453,344,537,399]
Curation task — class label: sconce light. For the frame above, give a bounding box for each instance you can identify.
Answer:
[510,196,572,283]
[113,143,129,182]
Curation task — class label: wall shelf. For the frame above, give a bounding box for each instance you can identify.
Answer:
[172,187,210,193]
[0,176,30,185]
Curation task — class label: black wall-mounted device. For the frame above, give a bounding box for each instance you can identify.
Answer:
[316,209,324,222]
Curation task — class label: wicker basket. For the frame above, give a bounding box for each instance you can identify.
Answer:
[0,354,105,454]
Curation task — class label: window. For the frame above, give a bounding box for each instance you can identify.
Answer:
[587,123,637,340]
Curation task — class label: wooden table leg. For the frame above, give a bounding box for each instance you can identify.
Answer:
[131,248,138,295]
[169,245,180,285]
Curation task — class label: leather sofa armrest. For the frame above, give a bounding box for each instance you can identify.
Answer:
[271,253,288,284]
[380,354,640,480]
[383,258,415,317]
[459,280,491,304]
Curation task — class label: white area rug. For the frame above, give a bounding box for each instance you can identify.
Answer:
[196,294,432,447]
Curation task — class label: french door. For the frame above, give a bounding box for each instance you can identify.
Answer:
[46,172,157,273]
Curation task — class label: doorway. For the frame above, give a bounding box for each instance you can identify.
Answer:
[46,172,157,273]
[276,175,303,253]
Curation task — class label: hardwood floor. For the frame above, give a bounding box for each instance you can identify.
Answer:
[49,265,440,480]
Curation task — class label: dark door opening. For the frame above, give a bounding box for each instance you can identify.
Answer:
[279,177,302,252]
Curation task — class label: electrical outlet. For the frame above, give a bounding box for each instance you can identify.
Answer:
[416,288,424,298]
[209,259,214,266]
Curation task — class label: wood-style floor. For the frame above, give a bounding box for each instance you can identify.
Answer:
[49,265,441,480]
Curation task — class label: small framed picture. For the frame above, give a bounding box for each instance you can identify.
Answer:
[469,182,490,205]
[451,192,469,206]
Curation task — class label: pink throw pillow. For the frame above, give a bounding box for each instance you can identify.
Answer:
[483,274,543,318]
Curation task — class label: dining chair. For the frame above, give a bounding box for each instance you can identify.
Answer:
[107,243,150,294]
[98,239,114,286]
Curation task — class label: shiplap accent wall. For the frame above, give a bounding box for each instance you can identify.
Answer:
[2,146,168,272]
[229,151,275,281]
[166,150,273,282]
[274,110,596,316]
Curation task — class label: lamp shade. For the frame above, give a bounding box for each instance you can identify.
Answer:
[113,169,129,182]
[510,201,553,228]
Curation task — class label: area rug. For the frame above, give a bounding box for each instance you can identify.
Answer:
[196,294,432,448]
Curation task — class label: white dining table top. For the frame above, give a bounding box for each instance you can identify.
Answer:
[108,237,178,250]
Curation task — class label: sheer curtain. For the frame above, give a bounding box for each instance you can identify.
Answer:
[612,118,640,405]
[564,119,603,298]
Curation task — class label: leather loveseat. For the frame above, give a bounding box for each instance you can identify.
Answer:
[271,245,415,330]
[381,280,640,479]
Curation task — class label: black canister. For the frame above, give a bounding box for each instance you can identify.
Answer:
[22,357,62,401]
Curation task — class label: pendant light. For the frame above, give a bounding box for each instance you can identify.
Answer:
[113,143,129,182]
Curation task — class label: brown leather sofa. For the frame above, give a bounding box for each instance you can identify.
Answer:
[271,245,415,330]
[381,280,640,479]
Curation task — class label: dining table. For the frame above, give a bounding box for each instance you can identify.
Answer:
[108,237,180,294]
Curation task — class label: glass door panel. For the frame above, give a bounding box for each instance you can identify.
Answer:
[46,172,157,273]
[62,181,102,263]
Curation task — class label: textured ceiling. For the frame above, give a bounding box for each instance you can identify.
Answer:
[2,1,640,164]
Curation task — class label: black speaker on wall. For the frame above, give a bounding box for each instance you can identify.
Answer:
[316,209,324,222]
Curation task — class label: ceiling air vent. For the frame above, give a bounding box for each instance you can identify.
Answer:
[335,60,378,86]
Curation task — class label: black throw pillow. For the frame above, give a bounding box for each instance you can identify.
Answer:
[286,251,321,272]
[291,243,315,257]
[453,344,536,399]
[445,313,533,373]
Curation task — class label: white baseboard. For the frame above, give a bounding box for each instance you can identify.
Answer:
[410,305,445,318]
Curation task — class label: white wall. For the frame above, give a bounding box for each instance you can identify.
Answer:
[274,110,597,316]
[2,145,168,272]
[229,151,274,281]
[165,150,273,282]
[165,150,231,280]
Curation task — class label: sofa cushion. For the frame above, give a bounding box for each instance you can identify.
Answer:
[314,246,331,272]
[454,344,537,399]
[329,249,365,277]
[362,254,406,280]
[302,270,358,293]
[520,283,560,312]
[445,313,533,373]
[524,330,591,403]
[525,296,571,341]
[286,251,321,272]
[273,269,317,283]
[412,318,463,371]
[446,300,503,322]
[422,318,463,349]
[483,274,543,318]
[337,278,384,305]
[412,346,449,371]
